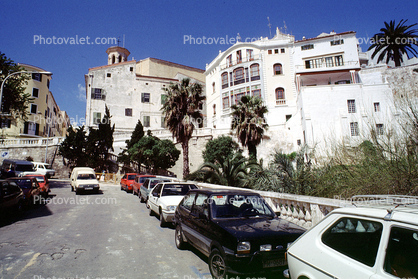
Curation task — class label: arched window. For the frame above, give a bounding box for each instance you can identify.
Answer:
[250,64,260,81]
[275,87,285,105]
[112,55,115,64]
[233,67,245,85]
[221,72,228,89]
[274,63,282,75]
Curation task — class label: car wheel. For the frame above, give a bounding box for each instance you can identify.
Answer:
[71,186,74,192]
[209,249,228,279]
[75,188,80,195]
[175,225,187,250]
[159,209,166,227]
[148,205,155,216]
[120,185,123,191]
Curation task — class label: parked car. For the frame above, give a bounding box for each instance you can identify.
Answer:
[24,174,49,198]
[131,174,155,195]
[285,195,418,279]
[147,182,198,227]
[1,159,34,178]
[0,180,24,215]
[139,177,170,203]
[70,167,100,194]
[31,162,55,178]
[174,188,306,279]
[7,177,41,207]
[120,173,139,193]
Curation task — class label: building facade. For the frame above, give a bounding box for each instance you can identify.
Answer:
[85,46,206,153]
[1,63,69,139]
[205,28,406,161]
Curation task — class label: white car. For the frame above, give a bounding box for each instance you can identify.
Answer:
[32,162,55,178]
[285,195,418,279]
[147,182,197,227]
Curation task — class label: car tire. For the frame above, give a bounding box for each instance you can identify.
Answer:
[149,206,155,216]
[159,209,166,227]
[209,249,228,279]
[175,225,187,250]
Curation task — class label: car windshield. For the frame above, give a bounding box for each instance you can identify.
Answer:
[210,194,275,218]
[127,175,136,180]
[12,179,33,189]
[161,184,195,196]
[77,173,96,180]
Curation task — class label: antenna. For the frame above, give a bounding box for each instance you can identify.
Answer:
[267,17,272,38]
[123,34,125,48]
[283,21,287,34]
[117,37,121,47]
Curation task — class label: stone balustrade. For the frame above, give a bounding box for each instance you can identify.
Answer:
[196,182,352,229]
[0,137,64,147]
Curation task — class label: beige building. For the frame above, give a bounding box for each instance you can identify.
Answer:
[85,46,206,135]
[1,63,69,139]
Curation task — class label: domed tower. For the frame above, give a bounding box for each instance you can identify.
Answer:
[106,46,130,65]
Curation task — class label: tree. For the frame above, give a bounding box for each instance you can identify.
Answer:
[58,126,88,168]
[231,95,268,162]
[0,52,32,122]
[86,105,115,171]
[368,19,418,67]
[161,78,205,178]
[202,135,242,166]
[118,120,145,172]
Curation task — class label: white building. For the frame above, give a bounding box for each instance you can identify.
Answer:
[205,28,405,161]
[85,46,206,153]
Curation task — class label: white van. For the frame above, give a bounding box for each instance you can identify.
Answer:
[70,167,100,194]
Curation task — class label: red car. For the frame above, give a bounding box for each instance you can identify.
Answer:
[132,174,156,195]
[120,173,139,193]
[24,174,49,198]
[7,177,41,207]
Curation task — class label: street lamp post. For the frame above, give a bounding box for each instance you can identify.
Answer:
[0,70,52,114]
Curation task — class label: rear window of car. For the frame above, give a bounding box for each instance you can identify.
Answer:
[127,175,136,180]
[322,217,383,267]
[161,184,196,196]
[384,226,418,278]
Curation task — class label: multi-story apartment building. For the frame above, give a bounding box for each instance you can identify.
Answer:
[205,28,404,160]
[85,46,205,135]
[1,63,69,139]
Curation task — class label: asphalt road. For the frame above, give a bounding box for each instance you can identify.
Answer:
[0,180,212,279]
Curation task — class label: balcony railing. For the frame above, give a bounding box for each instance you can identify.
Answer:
[220,54,261,70]
[276,99,286,106]
[295,60,360,73]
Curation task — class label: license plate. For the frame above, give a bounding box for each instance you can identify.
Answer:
[85,187,93,190]
[263,258,287,268]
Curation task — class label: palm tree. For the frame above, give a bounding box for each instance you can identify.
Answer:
[231,95,268,162]
[161,78,205,178]
[368,19,418,67]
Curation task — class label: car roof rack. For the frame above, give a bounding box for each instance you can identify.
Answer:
[351,195,418,218]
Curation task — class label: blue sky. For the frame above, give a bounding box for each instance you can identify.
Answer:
[1,0,417,125]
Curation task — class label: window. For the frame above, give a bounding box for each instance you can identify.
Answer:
[274,63,282,75]
[47,79,50,89]
[252,89,261,99]
[247,49,254,61]
[268,49,272,54]
[24,122,38,135]
[106,73,111,78]
[143,116,150,127]
[213,104,216,116]
[91,88,105,100]
[374,102,380,112]
[331,39,344,46]
[376,124,384,135]
[275,88,285,105]
[180,193,196,211]
[125,108,132,117]
[347,100,356,113]
[226,55,232,67]
[384,227,418,278]
[32,88,39,98]
[301,44,314,50]
[274,49,279,54]
[233,67,245,85]
[93,112,101,125]
[161,94,167,105]
[350,122,359,136]
[325,57,334,67]
[192,193,209,218]
[30,104,37,114]
[335,55,344,66]
[322,217,383,267]
[236,50,242,63]
[32,73,42,82]
[221,72,228,89]
[281,48,285,53]
[305,58,322,69]
[212,82,215,93]
[250,64,260,81]
[130,67,134,72]
[222,93,229,109]
[141,93,150,103]
[1,119,11,128]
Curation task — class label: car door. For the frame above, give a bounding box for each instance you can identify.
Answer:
[121,175,127,187]
[188,193,211,255]
[1,181,19,208]
[148,183,163,213]
[177,192,197,244]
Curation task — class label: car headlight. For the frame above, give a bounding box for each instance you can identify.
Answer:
[237,241,251,254]
[167,205,177,211]
[260,244,272,251]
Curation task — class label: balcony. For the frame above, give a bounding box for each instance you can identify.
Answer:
[295,60,360,74]
[220,54,261,70]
